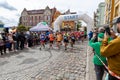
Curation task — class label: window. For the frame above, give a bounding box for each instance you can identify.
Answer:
[35,16,37,20]
[22,17,24,21]
[44,16,47,20]
[39,16,41,20]
[24,17,25,21]
[115,5,119,17]
[47,16,50,20]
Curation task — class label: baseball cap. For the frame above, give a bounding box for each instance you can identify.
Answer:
[98,33,104,39]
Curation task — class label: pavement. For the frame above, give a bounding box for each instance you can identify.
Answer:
[86,46,96,80]
[0,41,95,80]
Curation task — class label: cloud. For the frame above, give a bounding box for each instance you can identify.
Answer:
[0,1,17,11]
[15,13,21,17]
[0,0,104,26]
[0,16,18,27]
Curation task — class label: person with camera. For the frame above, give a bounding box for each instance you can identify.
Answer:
[100,17,120,80]
[89,32,107,80]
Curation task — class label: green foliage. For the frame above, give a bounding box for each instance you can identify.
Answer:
[26,26,31,31]
[76,21,82,31]
[3,28,6,32]
[17,25,27,32]
[11,27,16,30]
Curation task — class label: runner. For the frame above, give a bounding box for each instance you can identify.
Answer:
[56,32,63,50]
[48,31,54,49]
[45,31,50,44]
[63,31,69,50]
[39,32,46,50]
[80,31,84,43]
[70,32,76,49]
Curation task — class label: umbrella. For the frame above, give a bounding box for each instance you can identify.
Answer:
[30,22,52,32]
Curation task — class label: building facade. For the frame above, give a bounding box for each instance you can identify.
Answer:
[19,6,56,27]
[104,0,120,27]
[113,0,120,23]
[104,0,120,25]
[94,2,105,27]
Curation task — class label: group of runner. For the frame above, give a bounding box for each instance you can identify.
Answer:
[39,31,86,50]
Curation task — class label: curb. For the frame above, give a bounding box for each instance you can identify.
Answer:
[86,46,89,80]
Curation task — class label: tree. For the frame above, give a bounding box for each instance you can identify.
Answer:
[26,26,32,31]
[17,25,27,32]
[76,21,82,31]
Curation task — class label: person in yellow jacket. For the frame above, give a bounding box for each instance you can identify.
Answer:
[49,32,54,49]
[56,32,63,49]
[100,17,120,80]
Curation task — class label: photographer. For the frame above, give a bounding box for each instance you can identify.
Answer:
[101,17,120,80]
[89,32,107,80]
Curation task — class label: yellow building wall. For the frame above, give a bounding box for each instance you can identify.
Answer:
[104,0,116,27]
[104,0,110,24]
[114,0,120,19]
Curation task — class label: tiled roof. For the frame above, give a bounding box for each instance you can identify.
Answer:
[27,9,44,15]
[26,8,55,15]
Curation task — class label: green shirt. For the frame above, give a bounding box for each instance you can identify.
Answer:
[89,39,107,65]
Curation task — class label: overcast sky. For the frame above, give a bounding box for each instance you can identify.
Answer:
[0,0,104,27]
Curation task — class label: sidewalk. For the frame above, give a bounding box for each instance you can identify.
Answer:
[86,46,96,80]
[86,46,107,80]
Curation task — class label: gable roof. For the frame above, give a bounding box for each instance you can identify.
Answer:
[27,9,45,15]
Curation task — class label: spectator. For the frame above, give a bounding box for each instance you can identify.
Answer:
[2,33,6,54]
[8,33,13,51]
[28,33,33,47]
[98,27,105,33]
[89,33,107,80]
[12,32,17,51]
[5,33,11,51]
[19,32,26,50]
[88,31,93,40]
[0,33,4,55]
[15,31,20,50]
[101,17,120,80]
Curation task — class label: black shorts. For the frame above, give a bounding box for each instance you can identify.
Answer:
[50,41,53,43]
[64,39,69,43]
[57,41,61,43]
[71,39,75,43]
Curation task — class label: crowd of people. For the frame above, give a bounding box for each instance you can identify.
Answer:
[1,19,120,80]
[88,17,120,80]
[0,30,87,56]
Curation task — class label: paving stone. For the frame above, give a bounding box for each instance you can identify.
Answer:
[0,42,88,79]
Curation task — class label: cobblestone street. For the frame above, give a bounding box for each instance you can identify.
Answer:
[0,41,88,80]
